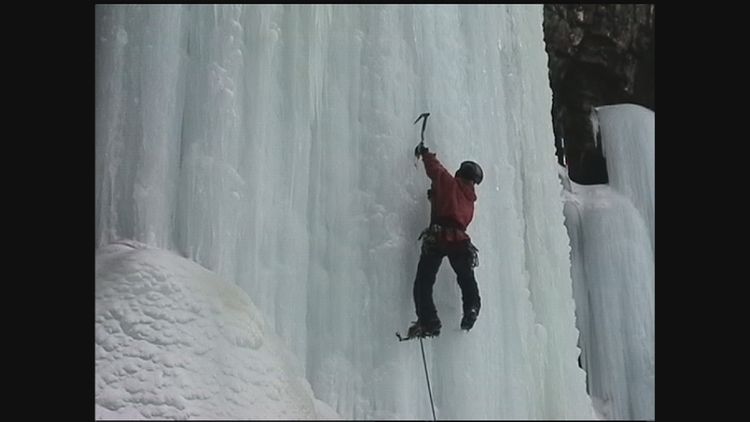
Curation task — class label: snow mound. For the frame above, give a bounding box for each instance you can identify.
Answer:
[95,241,340,419]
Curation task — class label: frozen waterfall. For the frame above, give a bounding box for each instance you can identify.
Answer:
[96,5,597,419]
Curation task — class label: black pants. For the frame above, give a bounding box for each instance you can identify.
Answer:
[413,241,480,322]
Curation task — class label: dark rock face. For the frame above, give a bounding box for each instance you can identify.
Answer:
[543,4,654,184]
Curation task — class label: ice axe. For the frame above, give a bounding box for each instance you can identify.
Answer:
[413,112,430,158]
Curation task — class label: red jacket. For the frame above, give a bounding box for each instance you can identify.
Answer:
[422,152,477,242]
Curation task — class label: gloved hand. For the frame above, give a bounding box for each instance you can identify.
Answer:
[414,143,429,157]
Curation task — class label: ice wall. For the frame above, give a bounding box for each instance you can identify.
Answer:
[96,5,595,419]
[596,104,655,250]
[563,104,655,419]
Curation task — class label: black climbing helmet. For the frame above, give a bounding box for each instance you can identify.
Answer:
[456,161,483,185]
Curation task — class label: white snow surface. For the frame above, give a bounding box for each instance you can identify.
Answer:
[95,240,341,420]
[96,5,598,419]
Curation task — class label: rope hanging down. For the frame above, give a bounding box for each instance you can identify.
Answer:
[419,338,437,421]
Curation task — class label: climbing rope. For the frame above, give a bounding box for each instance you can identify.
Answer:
[419,337,437,421]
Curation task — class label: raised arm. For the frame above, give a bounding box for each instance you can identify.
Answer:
[421,151,451,181]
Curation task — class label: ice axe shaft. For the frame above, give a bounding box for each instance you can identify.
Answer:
[414,113,430,158]
[414,113,430,143]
